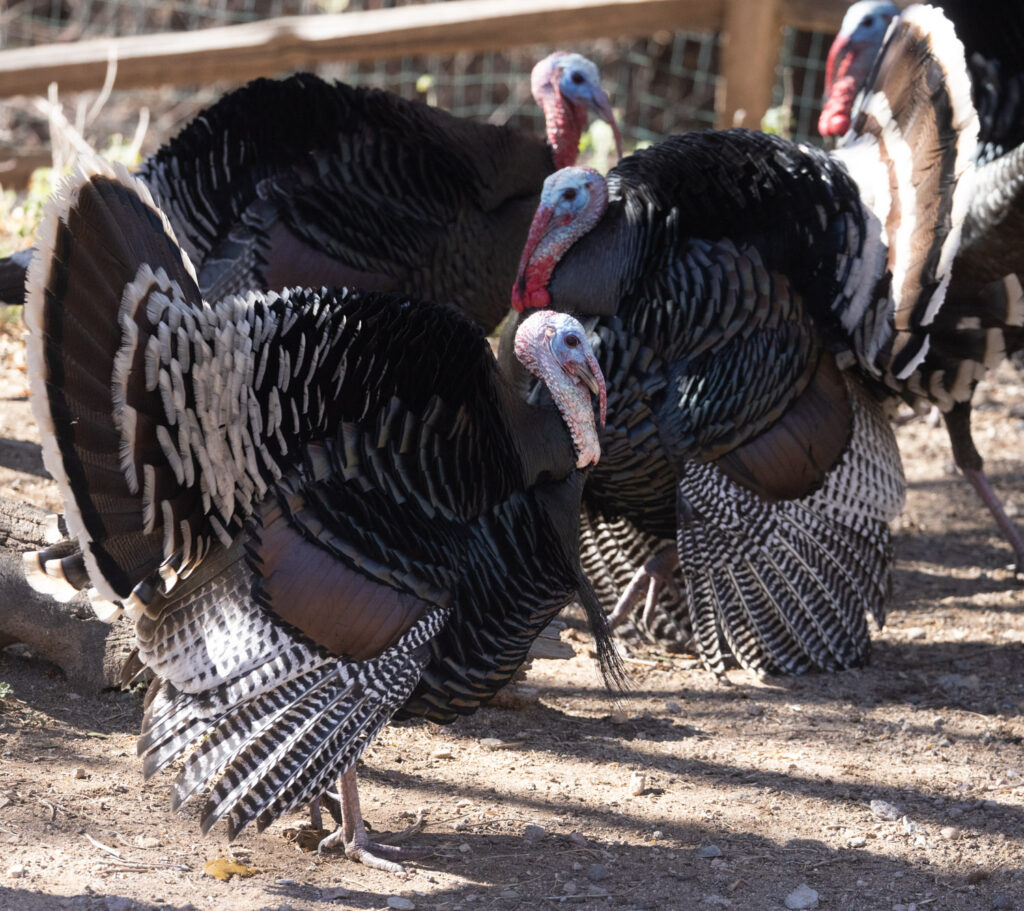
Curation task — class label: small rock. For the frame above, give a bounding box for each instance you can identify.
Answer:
[992,895,1013,910]
[454,819,468,832]
[500,890,520,901]
[784,884,819,910]
[870,799,901,821]
[320,886,351,901]
[904,627,927,640]
[6,864,26,879]
[703,896,732,907]
[105,899,134,911]
[431,747,453,760]
[666,701,682,714]
[523,824,546,844]
[586,864,609,882]
[628,772,647,796]
[941,826,960,840]
[652,830,664,840]
[562,881,578,895]
[73,768,87,780]
[135,836,161,849]
[744,702,763,717]
[848,836,867,848]
[456,799,472,808]
[458,843,472,854]
[386,898,416,911]
[696,845,723,858]
[568,831,587,847]
[480,738,504,750]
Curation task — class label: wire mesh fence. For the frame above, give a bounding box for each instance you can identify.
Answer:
[0,0,834,176]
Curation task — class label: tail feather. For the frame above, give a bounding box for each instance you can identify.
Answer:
[24,158,202,606]
[835,4,978,392]
[672,378,902,676]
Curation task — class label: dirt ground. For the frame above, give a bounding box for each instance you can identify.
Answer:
[1,316,1023,911]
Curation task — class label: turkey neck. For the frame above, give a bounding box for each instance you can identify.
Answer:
[496,314,584,484]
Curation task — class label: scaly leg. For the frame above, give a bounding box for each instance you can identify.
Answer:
[607,546,680,629]
[317,768,429,873]
[944,402,1024,574]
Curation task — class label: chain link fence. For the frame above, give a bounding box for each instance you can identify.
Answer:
[0,0,833,173]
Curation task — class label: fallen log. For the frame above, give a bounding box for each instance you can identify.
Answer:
[0,494,135,694]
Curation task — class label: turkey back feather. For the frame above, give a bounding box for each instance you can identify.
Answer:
[139,73,553,330]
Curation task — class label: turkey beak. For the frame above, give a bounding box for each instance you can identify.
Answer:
[567,353,607,429]
[588,87,623,161]
[512,204,555,312]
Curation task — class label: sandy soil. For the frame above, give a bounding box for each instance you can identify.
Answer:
[1,317,1022,911]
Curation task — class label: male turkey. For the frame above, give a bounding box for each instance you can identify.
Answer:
[508,6,1003,675]
[821,0,1024,571]
[0,52,620,334]
[22,160,615,872]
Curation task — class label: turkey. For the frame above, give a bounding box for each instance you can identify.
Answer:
[21,159,616,873]
[507,5,1000,675]
[821,0,1024,571]
[0,52,621,334]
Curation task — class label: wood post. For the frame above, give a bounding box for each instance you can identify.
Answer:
[716,0,784,129]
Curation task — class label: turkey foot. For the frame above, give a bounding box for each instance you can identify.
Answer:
[607,547,679,629]
[963,467,1024,575]
[318,768,430,873]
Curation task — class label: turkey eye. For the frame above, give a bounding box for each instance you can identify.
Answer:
[563,188,577,202]
[564,334,580,348]
[863,15,873,26]
[571,72,585,85]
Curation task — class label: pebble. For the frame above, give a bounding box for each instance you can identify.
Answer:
[784,884,819,910]
[696,845,722,858]
[135,836,161,849]
[73,768,87,780]
[744,702,763,717]
[431,747,453,760]
[500,890,520,901]
[523,824,546,844]
[941,826,960,840]
[568,831,587,847]
[480,738,504,750]
[458,843,472,854]
[586,864,609,882]
[992,896,1013,910]
[904,627,927,640]
[386,899,416,911]
[628,772,647,796]
[6,864,25,879]
[870,799,901,821]
[104,899,133,911]
[848,836,867,848]
[666,701,682,714]
[320,886,351,901]
[562,881,578,895]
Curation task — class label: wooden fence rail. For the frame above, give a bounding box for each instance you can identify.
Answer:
[0,0,851,182]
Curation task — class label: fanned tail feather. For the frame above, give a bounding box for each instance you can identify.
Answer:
[670,379,903,676]
[835,4,978,392]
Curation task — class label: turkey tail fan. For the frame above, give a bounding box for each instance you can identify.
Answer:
[675,378,904,677]
[23,158,202,609]
[834,4,978,388]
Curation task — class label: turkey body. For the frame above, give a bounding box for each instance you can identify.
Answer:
[510,129,907,674]
[509,9,985,675]
[2,57,619,334]
[22,161,611,871]
[822,0,1024,570]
